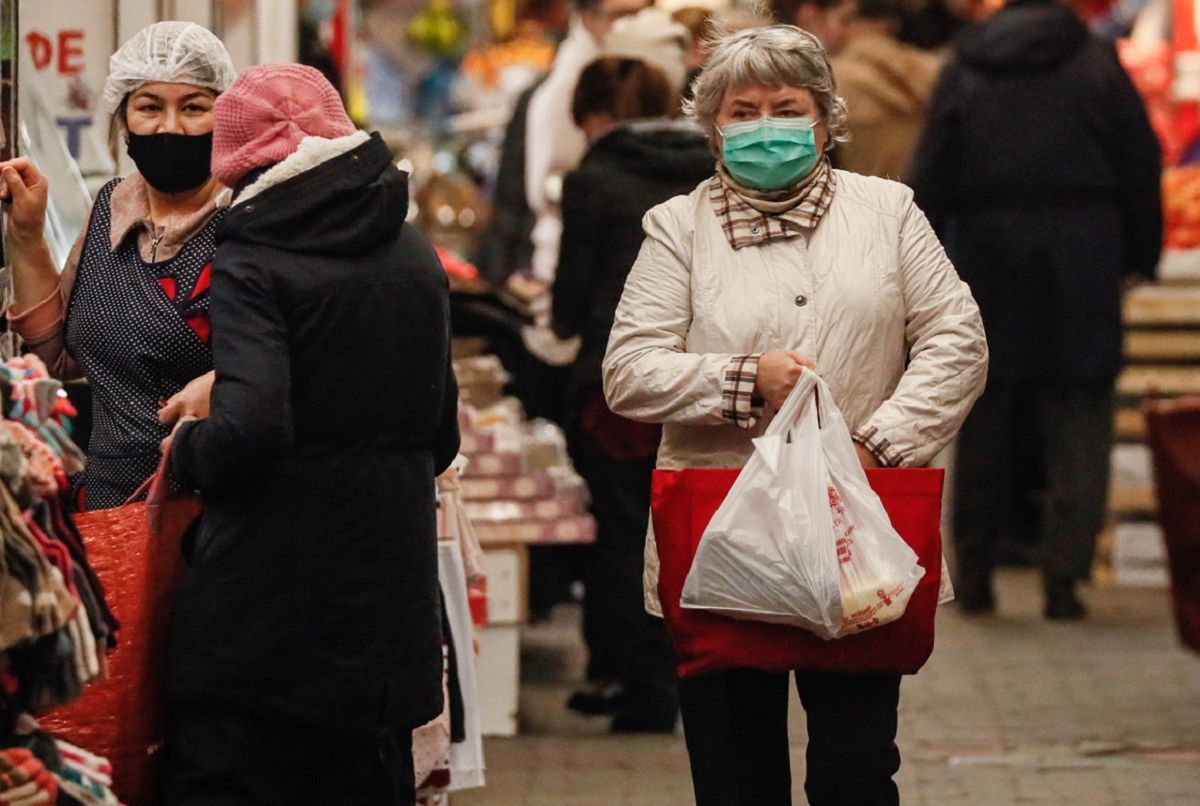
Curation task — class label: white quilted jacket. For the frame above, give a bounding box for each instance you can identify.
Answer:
[601,170,989,614]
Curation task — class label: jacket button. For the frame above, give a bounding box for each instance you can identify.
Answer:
[750,225,760,235]
[794,294,808,307]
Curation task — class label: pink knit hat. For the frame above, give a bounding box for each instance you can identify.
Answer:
[211,64,356,188]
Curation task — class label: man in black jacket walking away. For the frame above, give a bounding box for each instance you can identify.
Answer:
[166,65,458,805]
[911,0,1163,620]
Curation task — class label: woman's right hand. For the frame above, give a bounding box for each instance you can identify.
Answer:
[159,371,215,426]
[753,350,818,410]
[0,158,49,244]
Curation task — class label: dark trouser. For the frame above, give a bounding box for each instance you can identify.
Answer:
[954,382,1115,583]
[570,423,678,718]
[678,668,901,806]
[164,706,416,806]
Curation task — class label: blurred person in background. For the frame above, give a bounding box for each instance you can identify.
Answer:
[832,0,943,180]
[672,4,771,98]
[524,0,651,289]
[0,22,234,509]
[898,0,973,49]
[673,6,716,92]
[911,0,1162,620]
[476,0,661,625]
[603,24,985,804]
[551,49,712,731]
[770,0,859,53]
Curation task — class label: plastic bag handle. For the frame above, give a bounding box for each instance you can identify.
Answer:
[764,368,822,438]
[811,373,832,430]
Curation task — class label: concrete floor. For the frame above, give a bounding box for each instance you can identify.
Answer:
[455,569,1200,805]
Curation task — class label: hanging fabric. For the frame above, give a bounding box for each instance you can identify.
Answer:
[0,357,121,805]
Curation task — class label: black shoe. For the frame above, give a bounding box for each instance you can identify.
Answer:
[567,680,625,716]
[610,711,678,734]
[956,575,995,615]
[1045,578,1087,621]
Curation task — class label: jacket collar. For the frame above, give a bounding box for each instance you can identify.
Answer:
[108,172,225,253]
[233,130,373,207]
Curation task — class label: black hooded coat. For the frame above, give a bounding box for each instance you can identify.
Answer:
[169,132,459,733]
[910,0,1162,382]
[551,121,714,399]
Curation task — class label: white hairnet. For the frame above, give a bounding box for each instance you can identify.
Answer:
[102,21,236,114]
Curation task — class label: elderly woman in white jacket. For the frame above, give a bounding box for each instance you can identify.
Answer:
[602,25,987,806]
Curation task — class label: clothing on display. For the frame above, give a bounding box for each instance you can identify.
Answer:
[415,457,487,802]
[0,359,119,805]
[0,734,129,805]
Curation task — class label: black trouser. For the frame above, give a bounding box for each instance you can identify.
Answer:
[678,668,902,805]
[570,423,678,718]
[164,706,416,806]
[954,382,1115,583]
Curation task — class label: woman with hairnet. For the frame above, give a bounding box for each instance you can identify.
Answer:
[0,21,235,508]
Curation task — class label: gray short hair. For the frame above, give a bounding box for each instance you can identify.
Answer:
[683,25,849,151]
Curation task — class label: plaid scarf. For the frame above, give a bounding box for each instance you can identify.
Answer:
[710,159,837,250]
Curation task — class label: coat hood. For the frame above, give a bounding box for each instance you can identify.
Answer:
[587,121,714,181]
[218,131,409,257]
[956,0,1088,73]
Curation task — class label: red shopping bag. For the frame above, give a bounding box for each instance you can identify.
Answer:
[652,467,943,678]
[40,447,196,805]
[1144,396,1200,656]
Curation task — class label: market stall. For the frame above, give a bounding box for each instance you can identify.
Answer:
[453,350,595,737]
[1100,0,1200,586]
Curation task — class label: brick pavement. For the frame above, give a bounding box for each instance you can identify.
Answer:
[455,569,1200,805]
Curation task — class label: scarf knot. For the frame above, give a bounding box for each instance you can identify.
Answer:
[710,159,836,250]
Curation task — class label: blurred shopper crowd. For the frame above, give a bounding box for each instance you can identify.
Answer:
[461,0,1160,739]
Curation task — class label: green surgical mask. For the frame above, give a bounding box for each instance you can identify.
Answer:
[720,116,820,192]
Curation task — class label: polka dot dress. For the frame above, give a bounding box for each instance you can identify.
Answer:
[65,178,222,510]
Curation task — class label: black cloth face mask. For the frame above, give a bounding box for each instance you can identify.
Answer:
[126,131,214,194]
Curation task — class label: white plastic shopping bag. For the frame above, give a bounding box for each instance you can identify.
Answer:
[681,369,924,639]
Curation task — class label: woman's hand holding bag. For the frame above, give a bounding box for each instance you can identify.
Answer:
[681,369,925,639]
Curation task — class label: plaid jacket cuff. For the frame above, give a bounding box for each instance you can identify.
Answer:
[721,354,762,429]
[852,425,906,467]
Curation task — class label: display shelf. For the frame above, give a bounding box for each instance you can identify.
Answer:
[452,343,596,736]
[1158,248,1200,281]
[1124,329,1200,360]
[1124,283,1200,324]
[1116,364,1200,396]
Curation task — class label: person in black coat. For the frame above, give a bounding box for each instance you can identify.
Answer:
[551,56,713,732]
[910,0,1163,620]
[165,66,458,805]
